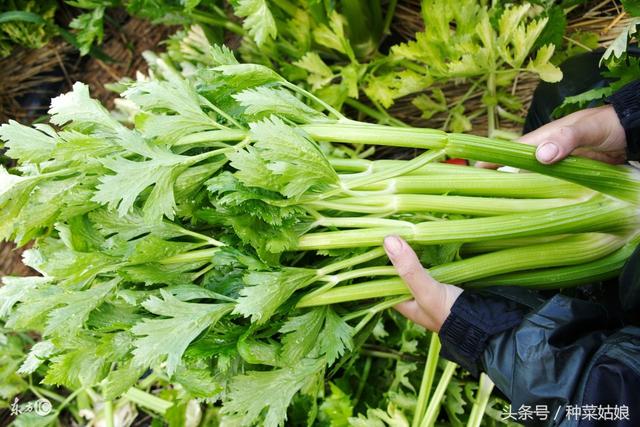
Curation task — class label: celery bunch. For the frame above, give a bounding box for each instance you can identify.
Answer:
[0,47,638,426]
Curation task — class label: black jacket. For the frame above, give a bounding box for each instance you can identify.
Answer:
[439,79,640,426]
[439,245,640,426]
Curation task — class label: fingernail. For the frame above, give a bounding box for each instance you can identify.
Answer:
[536,143,559,163]
[384,235,403,256]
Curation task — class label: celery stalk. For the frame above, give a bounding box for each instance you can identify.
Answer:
[447,134,640,205]
[307,194,581,216]
[468,235,640,288]
[302,122,640,204]
[350,174,592,199]
[296,196,638,250]
[297,233,630,307]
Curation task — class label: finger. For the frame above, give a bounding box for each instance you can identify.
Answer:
[519,124,581,164]
[518,108,614,164]
[474,160,500,169]
[383,235,440,308]
[394,300,439,331]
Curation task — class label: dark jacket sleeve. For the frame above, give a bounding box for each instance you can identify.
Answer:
[438,246,640,426]
[606,80,640,161]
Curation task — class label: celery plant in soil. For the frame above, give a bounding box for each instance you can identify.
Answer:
[0,46,639,426]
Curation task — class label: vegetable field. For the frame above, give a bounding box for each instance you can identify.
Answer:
[0,1,639,426]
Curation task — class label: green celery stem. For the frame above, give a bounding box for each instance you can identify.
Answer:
[123,388,173,415]
[297,233,630,307]
[466,373,495,427]
[349,174,592,199]
[413,333,441,427]
[296,197,637,250]
[420,362,457,427]
[447,133,640,205]
[468,236,640,288]
[305,122,640,204]
[302,122,448,150]
[308,194,580,216]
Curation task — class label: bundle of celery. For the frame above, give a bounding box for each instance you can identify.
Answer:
[0,47,639,426]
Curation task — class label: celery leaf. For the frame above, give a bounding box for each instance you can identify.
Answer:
[131,290,233,375]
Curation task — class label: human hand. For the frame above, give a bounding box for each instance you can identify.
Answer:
[383,235,463,332]
[477,105,627,168]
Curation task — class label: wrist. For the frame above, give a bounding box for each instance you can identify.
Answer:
[605,80,640,161]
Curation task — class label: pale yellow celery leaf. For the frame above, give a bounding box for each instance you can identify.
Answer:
[602,18,640,63]
[235,0,277,46]
[527,44,563,82]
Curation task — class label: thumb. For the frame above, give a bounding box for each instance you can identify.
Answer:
[384,235,462,331]
[518,107,621,164]
[383,235,441,306]
[521,125,582,165]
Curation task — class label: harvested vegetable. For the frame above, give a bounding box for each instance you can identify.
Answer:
[0,45,638,427]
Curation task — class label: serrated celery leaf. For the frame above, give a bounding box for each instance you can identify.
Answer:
[0,276,52,318]
[213,64,283,89]
[320,308,353,365]
[172,28,239,67]
[12,413,58,427]
[9,175,97,245]
[92,153,186,221]
[349,403,411,426]
[279,307,353,366]
[526,44,562,82]
[185,323,245,361]
[119,262,203,287]
[43,342,109,388]
[44,279,118,337]
[0,120,56,164]
[4,285,64,331]
[125,235,202,264]
[203,174,306,260]
[237,336,281,366]
[58,215,105,253]
[17,340,55,375]
[364,70,433,108]
[233,86,324,123]
[294,52,334,90]
[229,117,338,198]
[23,239,118,284]
[49,82,121,132]
[207,172,304,225]
[175,158,227,199]
[174,364,224,399]
[87,301,146,332]
[313,12,352,58]
[123,79,212,123]
[89,208,187,241]
[135,113,218,144]
[233,214,301,262]
[234,268,317,324]
[166,284,234,303]
[279,308,325,364]
[222,358,325,427]
[101,359,146,400]
[0,167,42,241]
[234,0,277,46]
[131,290,233,375]
[0,335,29,399]
[318,383,353,426]
[53,129,121,161]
